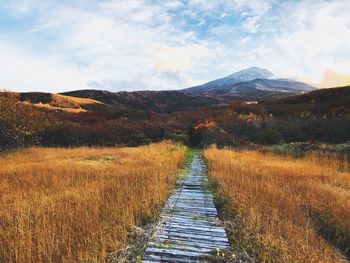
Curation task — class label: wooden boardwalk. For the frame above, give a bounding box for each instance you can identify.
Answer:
[142,154,229,262]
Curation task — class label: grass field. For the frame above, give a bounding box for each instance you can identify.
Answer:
[204,147,350,262]
[0,142,185,263]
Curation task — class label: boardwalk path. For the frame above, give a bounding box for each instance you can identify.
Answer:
[142,153,229,262]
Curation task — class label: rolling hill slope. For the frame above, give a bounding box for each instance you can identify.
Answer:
[62,89,220,113]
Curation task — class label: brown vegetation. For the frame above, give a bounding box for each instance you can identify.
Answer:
[0,91,49,150]
[204,148,350,262]
[0,142,185,263]
[4,87,350,149]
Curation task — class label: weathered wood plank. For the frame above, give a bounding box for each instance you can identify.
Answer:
[161,223,226,233]
[161,227,227,238]
[147,241,218,251]
[149,237,224,249]
[143,254,202,263]
[154,235,229,247]
[156,232,229,243]
[145,247,204,258]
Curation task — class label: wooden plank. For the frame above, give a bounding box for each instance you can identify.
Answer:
[147,241,219,251]
[161,215,217,222]
[164,204,217,210]
[161,226,227,237]
[156,232,229,243]
[149,237,225,249]
[145,247,204,258]
[165,204,217,211]
[154,235,229,248]
[146,243,214,254]
[161,229,228,240]
[163,210,217,216]
[161,225,227,235]
[142,254,202,263]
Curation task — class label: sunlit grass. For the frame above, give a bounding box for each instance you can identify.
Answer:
[23,93,103,112]
[0,142,185,263]
[204,147,350,262]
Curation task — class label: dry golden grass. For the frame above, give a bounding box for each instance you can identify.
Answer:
[0,142,185,263]
[51,94,102,105]
[32,102,88,113]
[204,147,350,263]
[24,93,103,113]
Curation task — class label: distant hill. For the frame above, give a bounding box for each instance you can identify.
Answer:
[183,67,315,100]
[62,89,220,113]
[263,85,350,117]
[16,90,222,115]
[16,82,343,119]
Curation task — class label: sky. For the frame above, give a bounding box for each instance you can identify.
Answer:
[0,0,349,93]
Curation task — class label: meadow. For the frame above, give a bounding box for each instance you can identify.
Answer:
[0,142,185,263]
[204,148,350,262]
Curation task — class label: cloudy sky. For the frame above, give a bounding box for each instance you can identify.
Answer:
[0,0,349,92]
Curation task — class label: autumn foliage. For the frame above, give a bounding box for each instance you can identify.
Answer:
[0,91,49,150]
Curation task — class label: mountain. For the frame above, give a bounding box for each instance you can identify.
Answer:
[219,78,315,100]
[183,67,315,100]
[231,78,314,92]
[225,66,274,81]
[184,67,274,93]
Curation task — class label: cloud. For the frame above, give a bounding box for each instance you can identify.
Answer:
[155,46,193,73]
[2,0,36,17]
[154,44,212,73]
[268,1,350,82]
[242,16,261,33]
[0,39,88,92]
[2,0,209,91]
[41,1,218,90]
[319,70,350,88]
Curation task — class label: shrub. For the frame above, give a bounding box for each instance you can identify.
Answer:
[254,128,283,145]
[0,91,49,150]
[165,132,189,144]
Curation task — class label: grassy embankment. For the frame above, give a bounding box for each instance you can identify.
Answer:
[0,142,185,263]
[204,147,350,262]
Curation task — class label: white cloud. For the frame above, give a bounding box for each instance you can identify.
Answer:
[0,39,87,92]
[242,16,261,33]
[268,1,350,82]
[154,44,213,73]
[3,0,36,17]
[233,0,271,16]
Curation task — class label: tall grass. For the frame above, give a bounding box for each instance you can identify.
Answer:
[260,142,350,159]
[0,142,185,263]
[204,147,350,262]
